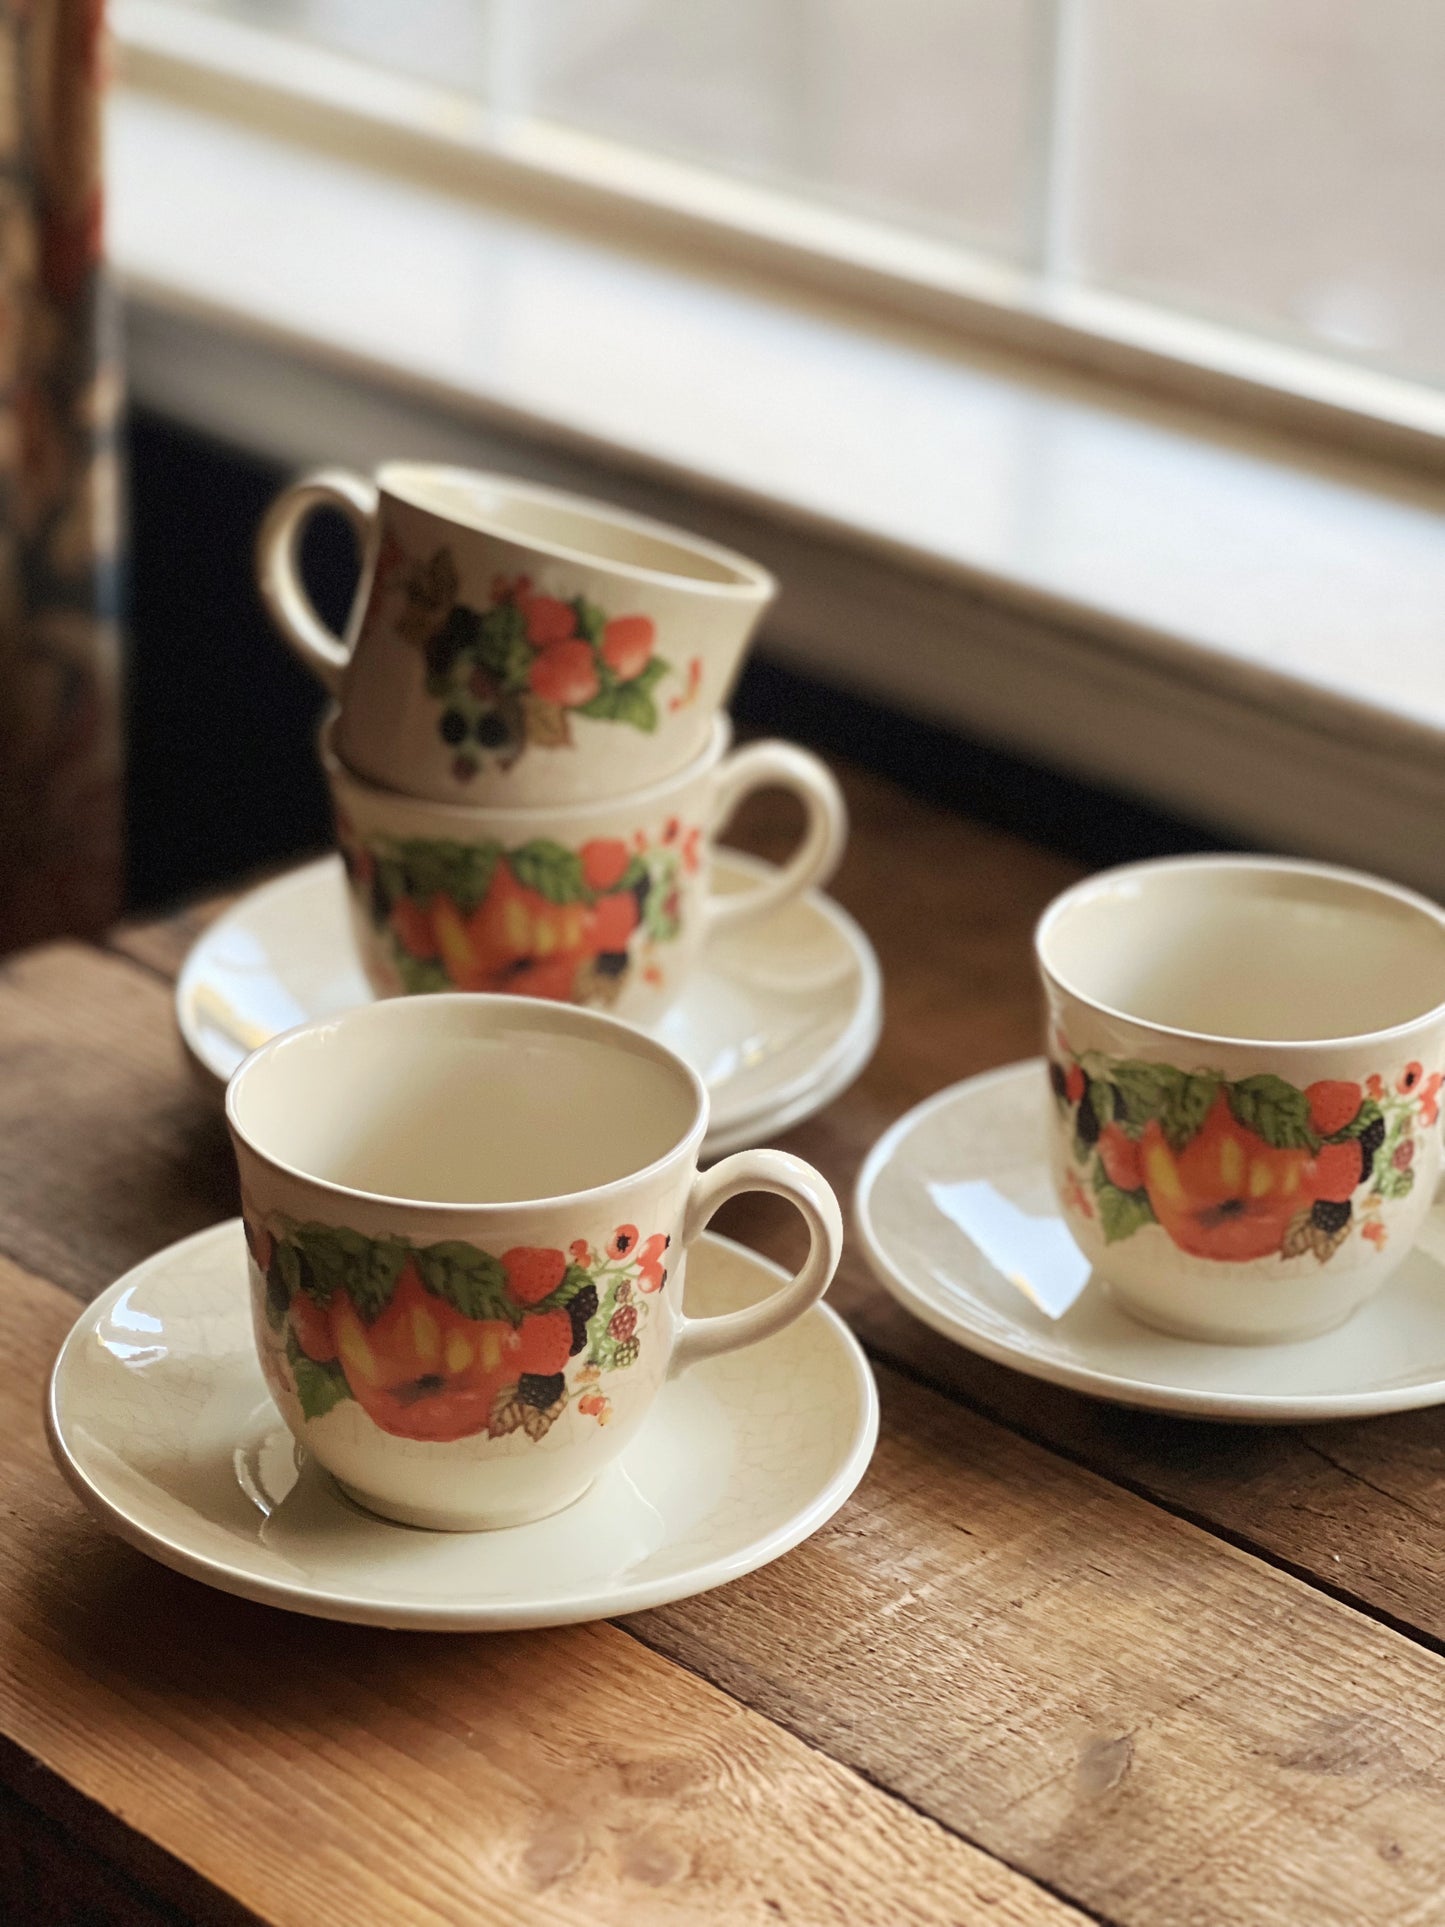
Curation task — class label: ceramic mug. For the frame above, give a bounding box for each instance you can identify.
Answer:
[1036,855,1445,1343]
[257,462,776,806]
[227,994,844,1530]
[322,711,847,1027]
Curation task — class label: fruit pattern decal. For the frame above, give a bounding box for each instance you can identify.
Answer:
[372,539,690,778]
[338,813,700,1002]
[244,1216,671,1444]
[1049,1041,1442,1264]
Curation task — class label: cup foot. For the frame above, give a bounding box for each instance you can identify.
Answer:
[1101,1281,1363,1348]
[333,1474,596,1533]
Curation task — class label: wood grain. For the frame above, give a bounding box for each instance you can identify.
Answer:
[638,1365,1445,1927]
[3,1257,1075,1927]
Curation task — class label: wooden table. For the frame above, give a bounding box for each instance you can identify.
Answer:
[5,765,1445,1926]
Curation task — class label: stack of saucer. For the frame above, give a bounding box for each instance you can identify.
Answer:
[235,463,879,1144]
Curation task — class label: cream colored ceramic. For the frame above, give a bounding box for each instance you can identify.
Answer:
[226,995,844,1531]
[257,463,775,805]
[46,1223,877,1628]
[857,1058,1445,1423]
[175,854,881,1156]
[324,713,846,1029]
[1036,856,1445,1344]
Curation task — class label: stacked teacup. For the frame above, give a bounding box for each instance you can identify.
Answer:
[257,463,846,1028]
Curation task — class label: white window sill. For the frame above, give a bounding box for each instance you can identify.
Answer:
[111,87,1445,892]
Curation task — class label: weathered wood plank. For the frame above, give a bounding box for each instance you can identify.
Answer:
[639,1362,1445,1927]
[3,1255,1076,1927]
[0,943,235,1297]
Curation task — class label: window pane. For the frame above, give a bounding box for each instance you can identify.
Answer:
[1070,0,1445,384]
[181,0,492,93]
[526,0,1045,260]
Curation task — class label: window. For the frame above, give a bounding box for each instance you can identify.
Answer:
[142,0,1444,402]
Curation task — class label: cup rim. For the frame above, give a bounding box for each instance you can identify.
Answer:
[376,462,777,603]
[225,993,710,1214]
[321,708,732,824]
[1035,853,1445,1052]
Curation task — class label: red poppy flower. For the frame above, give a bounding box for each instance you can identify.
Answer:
[608,1225,640,1260]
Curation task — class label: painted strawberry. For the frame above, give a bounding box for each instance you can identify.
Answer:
[1097,1124,1143,1193]
[600,614,655,681]
[1304,1080,1362,1137]
[389,897,438,961]
[581,838,631,892]
[502,1246,568,1306]
[1309,1140,1362,1204]
[515,1309,573,1377]
[529,639,600,707]
[519,593,576,647]
[289,1293,337,1364]
[591,891,639,952]
[1064,1064,1086,1104]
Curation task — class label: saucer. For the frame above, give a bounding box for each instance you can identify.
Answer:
[856,1058,1445,1423]
[177,853,881,1156]
[46,1223,878,1630]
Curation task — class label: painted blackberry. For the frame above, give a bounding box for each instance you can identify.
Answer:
[518,1371,565,1411]
[475,711,511,748]
[439,708,468,745]
[1048,1059,1068,1100]
[1310,1198,1352,1235]
[1358,1114,1386,1183]
[1075,1089,1100,1149]
[566,1283,598,1356]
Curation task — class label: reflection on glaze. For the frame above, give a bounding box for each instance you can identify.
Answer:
[928,1179,1090,1320]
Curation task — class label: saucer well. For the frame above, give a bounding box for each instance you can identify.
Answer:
[856,1058,1445,1423]
[46,1223,878,1630]
[177,853,881,1157]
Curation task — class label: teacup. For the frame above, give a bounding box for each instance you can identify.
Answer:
[1036,855,1445,1343]
[227,994,843,1530]
[256,462,776,806]
[322,711,847,1026]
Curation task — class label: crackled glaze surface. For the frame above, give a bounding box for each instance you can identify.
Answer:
[175,853,881,1153]
[46,1223,877,1629]
[856,1059,1445,1423]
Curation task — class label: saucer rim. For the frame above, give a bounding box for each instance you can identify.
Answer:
[46,1223,879,1630]
[175,851,882,1145]
[855,1057,1445,1424]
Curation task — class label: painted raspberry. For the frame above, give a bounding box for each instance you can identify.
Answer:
[1097,1123,1143,1193]
[609,1304,638,1342]
[611,1336,641,1369]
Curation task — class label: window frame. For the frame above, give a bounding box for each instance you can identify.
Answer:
[115,0,1445,479]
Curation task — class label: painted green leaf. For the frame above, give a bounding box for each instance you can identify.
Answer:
[1109,1061,1186,1131]
[1160,1072,1220,1152]
[1085,1076,1115,1129]
[577,655,670,732]
[472,600,532,688]
[395,954,452,995]
[415,1241,514,1323]
[571,596,606,646]
[284,1223,409,1323]
[1096,1182,1156,1244]
[382,836,500,914]
[508,840,588,905]
[1227,1074,1318,1151]
[286,1331,352,1422]
[264,1255,290,1331]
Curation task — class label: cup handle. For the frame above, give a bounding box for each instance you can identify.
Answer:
[255,468,379,694]
[668,1149,843,1376]
[705,740,848,935]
